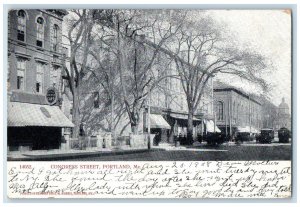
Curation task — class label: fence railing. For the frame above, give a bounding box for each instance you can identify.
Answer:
[68,133,153,150]
[69,137,99,149]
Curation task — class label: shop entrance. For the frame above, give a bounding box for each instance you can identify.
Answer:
[8,127,61,151]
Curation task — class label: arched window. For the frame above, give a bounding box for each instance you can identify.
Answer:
[36,17,44,47]
[17,10,26,41]
[52,24,59,51]
[216,101,224,121]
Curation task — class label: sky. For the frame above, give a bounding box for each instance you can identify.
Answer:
[207,10,291,109]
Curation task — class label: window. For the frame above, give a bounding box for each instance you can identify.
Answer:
[52,24,59,51]
[16,58,26,90]
[36,17,44,47]
[52,65,60,86]
[216,101,224,121]
[36,63,44,93]
[17,10,26,41]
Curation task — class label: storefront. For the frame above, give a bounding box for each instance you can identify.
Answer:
[144,107,220,145]
[8,102,74,151]
[167,112,202,144]
[205,120,221,133]
[145,114,171,145]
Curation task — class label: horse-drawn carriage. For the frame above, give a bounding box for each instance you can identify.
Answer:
[256,128,274,143]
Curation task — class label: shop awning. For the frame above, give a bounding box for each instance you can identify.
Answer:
[146,114,171,129]
[237,126,259,133]
[8,102,74,127]
[206,120,221,133]
[170,113,200,121]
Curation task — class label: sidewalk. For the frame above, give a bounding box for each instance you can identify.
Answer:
[7,147,165,161]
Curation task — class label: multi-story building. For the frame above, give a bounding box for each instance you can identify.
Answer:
[213,81,262,137]
[146,63,216,144]
[7,9,73,151]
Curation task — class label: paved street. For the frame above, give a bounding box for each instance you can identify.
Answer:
[62,142,291,161]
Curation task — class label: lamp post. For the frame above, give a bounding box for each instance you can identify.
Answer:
[147,85,151,150]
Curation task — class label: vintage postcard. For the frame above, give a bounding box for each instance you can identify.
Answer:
[6,8,292,199]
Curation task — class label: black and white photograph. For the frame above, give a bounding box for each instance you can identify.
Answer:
[4,6,295,200]
[7,9,292,162]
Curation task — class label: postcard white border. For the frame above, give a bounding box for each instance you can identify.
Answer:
[1,1,298,207]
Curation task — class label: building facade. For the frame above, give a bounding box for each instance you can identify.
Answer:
[213,81,262,137]
[146,63,216,144]
[7,9,73,151]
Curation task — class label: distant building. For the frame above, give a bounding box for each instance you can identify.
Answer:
[7,9,73,151]
[213,81,262,137]
[260,96,278,129]
[275,97,291,130]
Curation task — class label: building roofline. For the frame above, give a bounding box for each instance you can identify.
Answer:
[214,88,261,105]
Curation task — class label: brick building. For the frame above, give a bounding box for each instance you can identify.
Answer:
[7,9,73,151]
[213,81,262,137]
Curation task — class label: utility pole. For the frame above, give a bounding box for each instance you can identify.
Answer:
[201,119,204,137]
[147,85,151,149]
[249,95,251,133]
[211,78,216,133]
[225,106,228,136]
[214,114,216,132]
[229,91,232,137]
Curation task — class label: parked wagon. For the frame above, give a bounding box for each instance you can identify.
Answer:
[278,127,291,143]
[256,128,274,143]
[236,132,250,143]
[203,132,225,145]
[235,126,256,143]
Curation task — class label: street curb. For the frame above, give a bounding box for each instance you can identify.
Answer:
[7,148,166,161]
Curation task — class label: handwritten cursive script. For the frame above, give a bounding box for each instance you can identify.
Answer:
[7,161,291,198]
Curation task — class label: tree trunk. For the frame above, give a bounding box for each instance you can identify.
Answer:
[130,110,139,135]
[131,123,138,134]
[72,87,81,139]
[187,110,194,145]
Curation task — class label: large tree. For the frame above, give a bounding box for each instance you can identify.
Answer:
[63,9,95,138]
[169,14,270,142]
[106,10,186,134]
[65,9,187,136]
[63,8,122,139]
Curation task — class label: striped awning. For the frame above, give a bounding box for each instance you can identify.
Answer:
[206,120,221,133]
[146,114,171,129]
[8,102,74,128]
